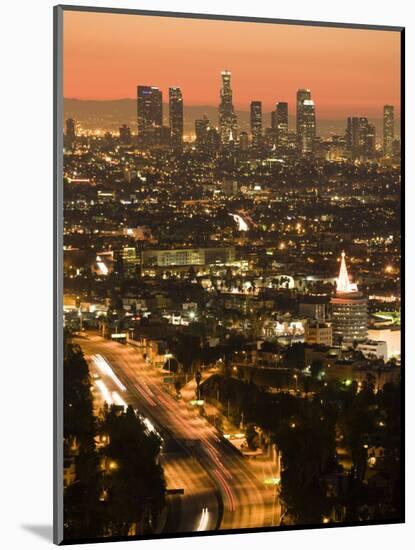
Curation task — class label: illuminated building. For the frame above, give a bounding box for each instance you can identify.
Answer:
[383,105,394,156]
[346,116,363,159]
[250,101,262,148]
[119,124,132,146]
[142,246,235,268]
[272,102,288,147]
[299,296,329,321]
[364,123,376,158]
[159,125,172,146]
[305,321,333,347]
[296,88,311,151]
[331,252,368,344]
[65,118,76,151]
[222,179,238,195]
[218,70,238,144]
[169,87,183,147]
[137,85,163,146]
[357,340,387,360]
[263,127,278,149]
[195,116,210,148]
[119,247,137,278]
[300,99,316,155]
[207,127,221,152]
[368,328,401,359]
[239,131,249,151]
[346,116,376,160]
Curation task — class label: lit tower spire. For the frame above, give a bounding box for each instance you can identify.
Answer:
[336,252,357,293]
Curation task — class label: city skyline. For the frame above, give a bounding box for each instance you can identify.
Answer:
[60,7,402,543]
[63,11,401,119]
[64,71,400,145]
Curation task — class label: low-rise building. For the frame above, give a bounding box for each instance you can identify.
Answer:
[357,340,388,360]
[368,327,401,359]
[305,321,333,347]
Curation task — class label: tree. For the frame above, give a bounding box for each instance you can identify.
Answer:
[169,333,202,373]
[63,339,102,539]
[283,343,305,369]
[245,423,259,450]
[100,405,166,536]
[310,359,324,380]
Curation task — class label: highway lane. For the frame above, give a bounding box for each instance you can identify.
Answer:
[76,333,280,533]
[81,337,219,535]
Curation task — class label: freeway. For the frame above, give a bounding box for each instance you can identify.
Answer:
[75,332,280,534]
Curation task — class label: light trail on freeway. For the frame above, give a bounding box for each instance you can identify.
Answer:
[76,332,280,534]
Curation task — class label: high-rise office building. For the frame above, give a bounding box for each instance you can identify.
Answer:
[207,127,221,152]
[383,105,394,156]
[364,123,376,158]
[219,70,238,144]
[137,85,163,146]
[264,127,278,149]
[346,117,362,159]
[239,131,249,152]
[169,87,183,147]
[274,102,288,147]
[250,101,262,148]
[331,252,368,345]
[195,116,210,148]
[65,118,76,150]
[296,88,311,150]
[346,116,376,160]
[300,99,316,155]
[119,124,132,146]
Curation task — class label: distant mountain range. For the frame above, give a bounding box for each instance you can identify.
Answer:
[64,98,396,139]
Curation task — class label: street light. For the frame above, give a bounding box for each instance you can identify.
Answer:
[293,374,298,392]
[165,352,173,372]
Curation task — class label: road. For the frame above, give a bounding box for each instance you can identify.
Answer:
[75,333,280,534]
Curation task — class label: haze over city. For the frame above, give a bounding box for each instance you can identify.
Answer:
[63,11,400,119]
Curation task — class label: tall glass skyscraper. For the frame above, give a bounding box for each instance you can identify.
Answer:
[297,89,316,155]
[274,102,288,147]
[300,99,316,155]
[346,116,376,160]
[65,118,76,151]
[383,104,395,156]
[219,70,238,144]
[137,85,163,146]
[250,101,262,148]
[296,88,311,150]
[195,115,210,148]
[169,87,183,147]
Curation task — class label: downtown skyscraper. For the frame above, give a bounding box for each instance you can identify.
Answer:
[296,89,311,144]
[273,102,288,147]
[346,116,376,160]
[169,87,183,147]
[250,101,262,148]
[296,89,316,155]
[195,115,210,148]
[137,85,163,146]
[219,70,238,144]
[65,118,76,151]
[383,105,395,156]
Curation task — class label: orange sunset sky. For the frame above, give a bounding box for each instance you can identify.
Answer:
[63,10,401,119]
